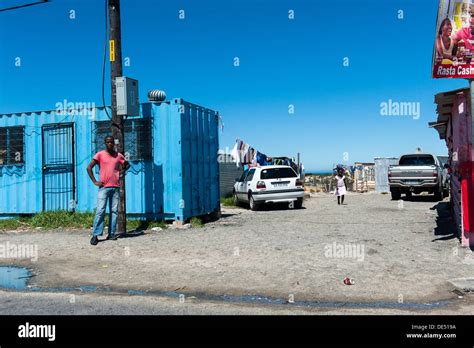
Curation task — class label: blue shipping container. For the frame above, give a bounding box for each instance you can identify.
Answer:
[0,98,221,222]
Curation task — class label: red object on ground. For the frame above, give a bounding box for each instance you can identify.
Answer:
[343,277,354,285]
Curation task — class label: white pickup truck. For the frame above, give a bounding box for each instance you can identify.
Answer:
[388,154,449,201]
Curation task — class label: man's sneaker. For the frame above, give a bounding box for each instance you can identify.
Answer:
[90,236,99,246]
[106,234,118,241]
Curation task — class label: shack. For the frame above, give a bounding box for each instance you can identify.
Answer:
[374,157,399,193]
[430,88,474,247]
[0,99,221,223]
[351,162,375,192]
[218,153,243,197]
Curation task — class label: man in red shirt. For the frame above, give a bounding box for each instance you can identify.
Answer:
[453,14,474,51]
[87,136,130,245]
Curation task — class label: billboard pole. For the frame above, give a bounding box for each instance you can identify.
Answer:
[109,0,127,234]
[467,79,474,247]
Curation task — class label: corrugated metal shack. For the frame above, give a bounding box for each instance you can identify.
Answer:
[0,98,221,223]
[430,88,474,247]
[374,157,399,193]
[218,153,243,197]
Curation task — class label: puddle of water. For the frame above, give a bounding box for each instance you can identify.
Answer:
[0,267,454,311]
[30,285,99,293]
[137,290,451,310]
[0,266,31,290]
[181,292,451,310]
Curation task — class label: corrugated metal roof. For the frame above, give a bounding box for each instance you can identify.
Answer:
[431,88,469,140]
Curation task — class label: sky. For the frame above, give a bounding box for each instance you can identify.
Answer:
[0,0,469,172]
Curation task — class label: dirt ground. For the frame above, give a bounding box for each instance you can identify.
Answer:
[1,192,473,314]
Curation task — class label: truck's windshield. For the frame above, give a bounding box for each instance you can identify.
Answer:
[399,155,435,166]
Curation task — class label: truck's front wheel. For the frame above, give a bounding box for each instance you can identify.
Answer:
[390,188,401,200]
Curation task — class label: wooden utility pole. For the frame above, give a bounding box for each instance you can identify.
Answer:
[109,0,126,233]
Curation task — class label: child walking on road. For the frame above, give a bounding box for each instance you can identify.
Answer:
[335,168,347,205]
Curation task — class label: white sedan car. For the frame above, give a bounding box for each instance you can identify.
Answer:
[233,165,304,210]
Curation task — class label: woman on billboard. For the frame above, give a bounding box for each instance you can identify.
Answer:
[436,18,458,62]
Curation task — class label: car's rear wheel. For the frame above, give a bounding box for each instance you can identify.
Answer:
[294,198,303,209]
[249,195,260,211]
[434,188,443,201]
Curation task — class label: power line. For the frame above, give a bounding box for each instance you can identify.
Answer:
[0,0,49,13]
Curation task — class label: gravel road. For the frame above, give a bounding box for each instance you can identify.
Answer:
[0,192,473,314]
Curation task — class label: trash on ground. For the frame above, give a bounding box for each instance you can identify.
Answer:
[343,277,355,285]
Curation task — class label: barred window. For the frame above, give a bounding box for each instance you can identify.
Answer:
[0,126,24,165]
[93,119,152,161]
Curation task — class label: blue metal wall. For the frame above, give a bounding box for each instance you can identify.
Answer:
[157,99,220,222]
[0,99,220,221]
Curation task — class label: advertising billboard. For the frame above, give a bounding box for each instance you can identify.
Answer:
[433,0,474,78]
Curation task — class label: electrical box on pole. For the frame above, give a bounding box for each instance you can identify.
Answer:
[116,76,139,116]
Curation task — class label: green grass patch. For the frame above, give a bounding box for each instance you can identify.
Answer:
[190,217,204,228]
[30,211,95,229]
[221,196,236,207]
[0,211,168,231]
[0,217,31,231]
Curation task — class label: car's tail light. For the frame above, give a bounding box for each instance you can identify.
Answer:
[296,179,303,186]
[256,181,266,189]
[433,170,438,177]
[388,172,392,178]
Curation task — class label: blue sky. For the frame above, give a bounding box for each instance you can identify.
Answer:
[0,0,468,171]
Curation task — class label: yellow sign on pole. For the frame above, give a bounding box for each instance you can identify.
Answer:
[109,40,115,62]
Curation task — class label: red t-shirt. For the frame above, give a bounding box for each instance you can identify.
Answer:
[93,150,125,188]
[454,27,474,50]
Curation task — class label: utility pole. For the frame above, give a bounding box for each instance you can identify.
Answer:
[108,0,126,233]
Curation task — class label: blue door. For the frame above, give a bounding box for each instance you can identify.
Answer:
[42,123,76,211]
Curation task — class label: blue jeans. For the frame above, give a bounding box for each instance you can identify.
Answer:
[92,187,120,237]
